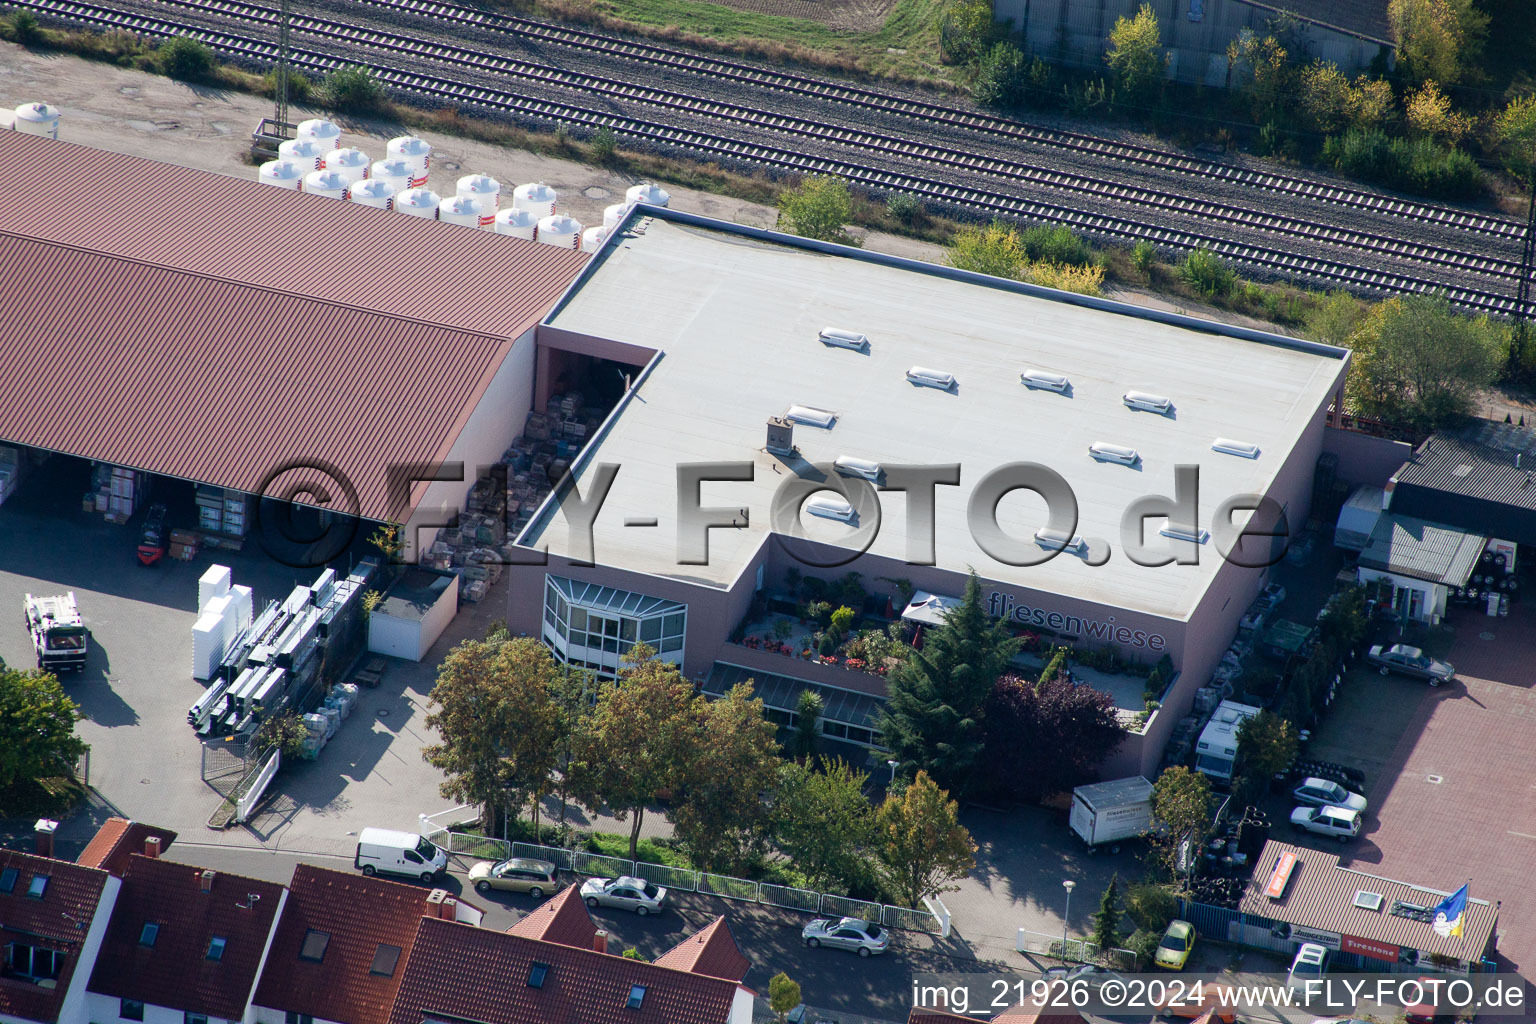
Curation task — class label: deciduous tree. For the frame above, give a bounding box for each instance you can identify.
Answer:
[1149,766,1213,883]
[980,672,1125,804]
[671,682,781,873]
[1388,0,1487,86]
[1105,3,1166,102]
[776,175,860,247]
[769,973,802,1024]
[776,757,877,893]
[874,770,977,908]
[1234,709,1298,805]
[0,667,88,791]
[1345,292,1503,429]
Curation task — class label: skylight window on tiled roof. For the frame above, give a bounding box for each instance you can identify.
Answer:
[528,962,550,988]
[370,944,401,977]
[27,874,49,898]
[0,867,16,893]
[139,922,160,947]
[627,986,646,1010]
[207,936,227,961]
[300,929,330,962]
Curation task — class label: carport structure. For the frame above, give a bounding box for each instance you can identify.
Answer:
[0,130,586,560]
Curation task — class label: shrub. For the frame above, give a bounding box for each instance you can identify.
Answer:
[1131,240,1157,275]
[7,10,42,45]
[1020,225,1093,267]
[263,67,312,104]
[157,36,215,82]
[1179,247,1235,297]
[1125,928,1163,969]
[1322,128,1483,200]
[947,221,1025,279]
[885,192,923,225]
[776,175,860,246]
[972,41,1028,110]
[1125,882,1178,931]
[590,126,618,162]
[829,605,857,636]
[1022,261,1104,296]
[324,64,384,114]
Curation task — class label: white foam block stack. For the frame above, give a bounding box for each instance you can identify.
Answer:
[198,564,232,612]
[193,593,234,681]
[230,584,254,631]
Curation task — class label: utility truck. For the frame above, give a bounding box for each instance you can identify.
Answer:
[25,592,89,672]
[1070,776,1154,850]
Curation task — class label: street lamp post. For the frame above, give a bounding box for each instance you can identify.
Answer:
[887,760,898,784]
[1062,879,1077,960]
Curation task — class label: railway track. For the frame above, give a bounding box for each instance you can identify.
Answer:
[8,0,1532,317]
[55,0,1521,285]
[336,0,1524,242]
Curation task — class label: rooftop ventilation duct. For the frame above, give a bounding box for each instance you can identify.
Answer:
[1123,391,1173,414]
[804,495,856,522]
[1020,369,1070,393]
[1212,438,1261,459]
[1034,528,1087,555]
[1089,442,1140,466]
[819,327,869,351]
[906,366,956,390]
[834,456,881,482]
[785,405,837,429]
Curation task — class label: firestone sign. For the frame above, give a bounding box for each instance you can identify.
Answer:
[987,591,1168,651]
[1342,934,1403,963]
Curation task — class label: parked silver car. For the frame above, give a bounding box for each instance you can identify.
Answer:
[1041,964,1127,989]
[579,875,667,915]
[801,917,889,957]
[1366,644,1454,685]
[1291,778,1367,814]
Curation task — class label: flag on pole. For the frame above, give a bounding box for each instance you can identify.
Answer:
[1431,884,1468,938]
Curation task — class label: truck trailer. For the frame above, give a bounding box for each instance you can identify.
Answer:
[1070,776,1154,849]
[25,592,89,672]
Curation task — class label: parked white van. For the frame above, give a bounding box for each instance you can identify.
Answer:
[355,828,449,881]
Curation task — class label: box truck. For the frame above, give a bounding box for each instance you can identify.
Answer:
[1070,776,1154,849]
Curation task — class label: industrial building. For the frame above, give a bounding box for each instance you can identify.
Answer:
[508,207,1350,777]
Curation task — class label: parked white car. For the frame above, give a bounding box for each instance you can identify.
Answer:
[1287,942,1330,990]
[1291,778,1367,813]
[579,875,667,915]
[1290,805,1362,842]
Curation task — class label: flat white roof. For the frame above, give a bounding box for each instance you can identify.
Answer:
[529,215,1346,620]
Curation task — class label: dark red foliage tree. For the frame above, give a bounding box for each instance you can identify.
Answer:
[981,671,1125,804]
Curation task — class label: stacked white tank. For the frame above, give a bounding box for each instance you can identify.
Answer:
[493,207,538,240]
[370,159,415,195]
[602,203,628,233]
[279,137,327,171]
[303,169,351,200]
[537,214,582,250]
[257,158,306,190]
[349,178,396,210]
[456,174,500,228]
[386,136,431,187]
[625,182,671,208]
[512,182,557,219]
[395,187,440,220]
[437,194,482,228]
[295,118,342,151]
[581,227,607,253]
[12,102,61,139]
[322,147,370,185]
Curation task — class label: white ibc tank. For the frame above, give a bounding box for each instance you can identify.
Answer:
[13,102,61,139]
[386,136,431,185]
[296,118,342,150]
[456,174,501,227]
[512,182,557,218]
[537,214,582,250]
[279,137,327,170]
[581,226,607,253]
[370,159,414,194]
[322,147,370,184]
[493,207,538,240]
[438,194,482,228]
[303,169,350,199]
[602,203,629,233]
[349,178,396,209]
[258,159,307,190]
[395,187,440,219]
[625,182,671,207]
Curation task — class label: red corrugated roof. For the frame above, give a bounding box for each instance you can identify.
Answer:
[0,131,587,523]
[0,850,110,1024]
[653,916,751,981]
[389,917,742,1024]
[507,884,598,949]
[76,817,177,877]
[252,864,433,1024]
[88,856,286,1020]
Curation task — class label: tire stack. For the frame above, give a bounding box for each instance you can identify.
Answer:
[1451,552,1518,612]
[1188,876,1246,909]
[1235,806,1272,861]
[1289,759,1364,790]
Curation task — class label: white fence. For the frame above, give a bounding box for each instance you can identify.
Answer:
[420,821,947,935]
[233,749,281,824]
[1016,928,1135,970]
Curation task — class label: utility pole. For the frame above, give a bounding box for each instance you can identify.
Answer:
[274,0,293,137]
[1515,160,1536,378]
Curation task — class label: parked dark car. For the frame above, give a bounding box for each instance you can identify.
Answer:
[1366,644,1454,685]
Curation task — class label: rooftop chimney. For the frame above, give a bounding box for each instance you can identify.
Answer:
[199,870,217,893]
[766,416,794,456]
[33,819,58,859]
[425,889,449,919]
[594,929,609,955]
[440,896,458,921]
[144,837,161,859]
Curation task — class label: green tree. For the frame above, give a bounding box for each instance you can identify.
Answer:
[939,0,994,64]
[157,36,215,82]
[251,712,307,760]
[769,972,803,1024]
[1304,289,1368,347]
[325,64,385,114]
[1235,709,1298,800]
[1092,873,1124,952]
[671,682,781,873]
[973,41,1029,109]
[1124,882,1178,931]
[550,664,598,837]
[0,667,88,791]
[570,647,695,860]
[1345,292,1504,429]
[875,770,977,908]
[946,221,1025,279]
[1105,3,1166,102]
[776,757,877,892]
[8,11,43,45]
[1494,94,1536,181]
[792,689,823,762]
[1149,766,1212,883]
[880,572,1020,796]
[776,175,860,247]
[497,639,565,833]
[1388,0,1488,85]
[1226,32,1291,126]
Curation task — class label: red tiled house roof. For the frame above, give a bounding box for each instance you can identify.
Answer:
[653,917,751,982]
[252,864,439,1024]
[88,857,285,1020]
[0,850,112,1024]
[389,916,744,1024]
[908,1011,978,1024]
[76,818,177,877]
[506,885,597,949]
